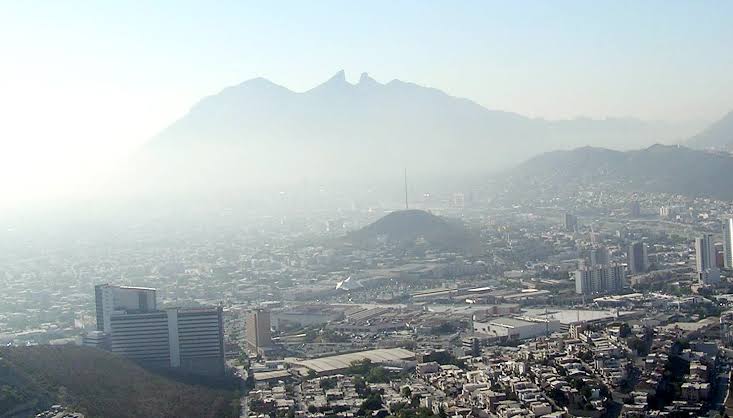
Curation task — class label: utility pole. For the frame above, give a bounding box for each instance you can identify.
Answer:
[404,168,409,210]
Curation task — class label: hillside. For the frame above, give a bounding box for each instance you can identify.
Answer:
[507,144,733,200]
[348,210,477,251]
[0,355,54,417]
[687,111,733,151]
[0,345,239,418]
[131,71,693,195]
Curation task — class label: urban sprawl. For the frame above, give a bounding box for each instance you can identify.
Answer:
[4,187,733,418]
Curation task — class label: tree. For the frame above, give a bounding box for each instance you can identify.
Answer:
[320,378,337,390]
[619,323,632,338]
[348,359,373,376]
[548,387,567,407]
[353,376,368,396]
[391,401,407,414]
[244,373,255,390]
[627,336,649,356]
[401,386,412,399]
[578,350,593,362]
[417,407,436,418]
[366,366,389,383]
[361,393,383,411]
[249,399,276,415]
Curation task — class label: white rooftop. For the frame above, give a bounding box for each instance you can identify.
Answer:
[292,348,414,373]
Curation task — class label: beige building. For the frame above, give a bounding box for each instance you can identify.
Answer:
[245,309,272,353]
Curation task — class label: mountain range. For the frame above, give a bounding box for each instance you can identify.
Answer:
[507,144,733,200]
[133,71,704,194]
[686,111,733,151]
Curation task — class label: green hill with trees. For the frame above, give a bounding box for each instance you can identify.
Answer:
[0,345,240,418]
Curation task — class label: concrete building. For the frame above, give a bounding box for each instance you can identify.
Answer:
[93,284,224,376]
[95,284,156,333]
[699,268,721,285]
[564,213,578,233]
[108,310,170,368]
[290,348,415,376]
[246,309,272,353]
[724,218,733,269]
[81,330,108,349]
[589,245,610,267]
[175,307,225,375]
[695,233,720,284]
[627,242,648,274]
[473,317,560,341]
[695,234,716,273]
[108,307,225,376]
[271,305,345,331]
[575,264,626,295]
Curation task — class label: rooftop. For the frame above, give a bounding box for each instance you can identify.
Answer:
[291,348,415,374]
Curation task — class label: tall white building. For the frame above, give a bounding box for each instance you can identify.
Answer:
[695,233,721,285]
[575,264,627,295]
[95,284,156,333]
[659,206,670,218]
[724,218,733,269]
[695,234,716,273]
[93,284,224,376]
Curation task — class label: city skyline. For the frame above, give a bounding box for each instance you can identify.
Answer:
[5,3,733,417]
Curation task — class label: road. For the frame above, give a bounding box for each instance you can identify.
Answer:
[240,394,249,418]
[713,368,730,412]
[236,366,249,418]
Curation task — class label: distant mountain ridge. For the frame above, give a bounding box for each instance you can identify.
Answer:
[508,144,733,200]
[135,71,697,193]
[687,111,733,151]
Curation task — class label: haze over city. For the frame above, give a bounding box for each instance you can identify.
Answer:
[1,1,732,208]
[4,3,733,418]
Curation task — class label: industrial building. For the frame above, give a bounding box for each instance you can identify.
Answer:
[473,316,560,341]
[290,347,415,376]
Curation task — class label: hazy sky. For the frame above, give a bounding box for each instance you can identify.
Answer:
[1,1,732,205]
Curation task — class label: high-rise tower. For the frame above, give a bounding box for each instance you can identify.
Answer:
[723,218,733,269]
[627,242,648,274]
[245,309,272,353]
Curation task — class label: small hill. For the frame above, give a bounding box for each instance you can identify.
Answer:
[508,144,733,200]
[687,110,733,151]
[348,210,476,251]
[0,345,239,418]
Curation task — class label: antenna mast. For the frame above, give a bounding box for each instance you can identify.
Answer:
[404,168,409,210]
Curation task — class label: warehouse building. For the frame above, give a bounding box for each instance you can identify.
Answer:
[473,316,560,341]
[290,347,415,376]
